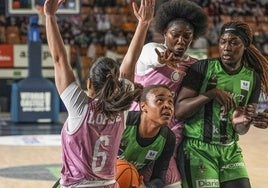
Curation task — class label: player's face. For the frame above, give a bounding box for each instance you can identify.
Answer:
[164,20,194,58]
[219,33,245,71]
[142,88,174,126]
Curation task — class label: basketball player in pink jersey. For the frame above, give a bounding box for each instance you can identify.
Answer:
[44,0,154,187]
[120,0,208,187]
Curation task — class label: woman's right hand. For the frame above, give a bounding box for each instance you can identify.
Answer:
[44,0,65,16]
[132,0,155,25]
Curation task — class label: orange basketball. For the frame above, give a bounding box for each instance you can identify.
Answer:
[116,159,139,188]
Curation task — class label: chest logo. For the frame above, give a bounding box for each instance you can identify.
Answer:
[171,71,180,82]
[241,80,250,91]
[145,150,158,160]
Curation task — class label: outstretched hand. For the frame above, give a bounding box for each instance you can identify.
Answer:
[251,108,268,129]
[155,48,186,76]
[44,0,65,16]
[132,0,155,24]
[232,105,255,124]
[232,104,256,134]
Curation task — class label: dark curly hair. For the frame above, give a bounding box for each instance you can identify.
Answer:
[154,0,208,40]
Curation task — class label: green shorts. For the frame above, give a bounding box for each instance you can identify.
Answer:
[178,138,249,188]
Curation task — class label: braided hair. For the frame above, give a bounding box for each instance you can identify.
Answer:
[220,21,268,93]
[154,0,208,40]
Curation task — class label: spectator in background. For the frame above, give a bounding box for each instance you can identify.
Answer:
[115,30,127,46]
[96,9,111,32]
[104,29,116,47]
[105,41,124,63]
[191,36,208,49]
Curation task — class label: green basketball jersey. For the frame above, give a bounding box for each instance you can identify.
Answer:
[118,112,167,170]
[184,59,255,145]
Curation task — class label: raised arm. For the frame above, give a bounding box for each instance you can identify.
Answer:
[44,0,75,94]
[120,0,155,82]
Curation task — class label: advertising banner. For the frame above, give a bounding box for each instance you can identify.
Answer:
[0,45,14,67]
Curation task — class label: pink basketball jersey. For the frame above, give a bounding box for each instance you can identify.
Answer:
[60,101,125,186]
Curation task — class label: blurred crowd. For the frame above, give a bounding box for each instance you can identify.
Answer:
[1,0,268,53]
[1,0,268,86]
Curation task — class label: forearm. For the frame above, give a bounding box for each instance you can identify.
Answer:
[45,14,75,93]
[120,21,151,81]
[147,162,166,188]
[175,93,212,120]
[45,15,68,66]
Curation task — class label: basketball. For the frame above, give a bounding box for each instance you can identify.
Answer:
[116,159,139,188]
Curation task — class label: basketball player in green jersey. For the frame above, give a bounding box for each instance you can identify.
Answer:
[175,20,268,188]
[118,85,176,188]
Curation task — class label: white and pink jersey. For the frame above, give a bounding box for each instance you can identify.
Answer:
[132,42,197,146]
[59,82,127,187]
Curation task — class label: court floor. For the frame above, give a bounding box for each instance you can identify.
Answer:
[0,113,267,188]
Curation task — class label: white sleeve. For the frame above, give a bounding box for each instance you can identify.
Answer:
[136,42,166,76]
[60,82,88,133]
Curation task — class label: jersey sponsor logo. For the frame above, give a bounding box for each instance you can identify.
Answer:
[212,125,219,134]
[145,150,158,160]
[195,179,219,188]
[232,93,245,104]
[171,71,181,82]
[198,163,206,173]
[241,80,250,91]
[221,162,245,170]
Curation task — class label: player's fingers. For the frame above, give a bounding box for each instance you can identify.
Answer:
[245,104,256,117]
[230,97,237,109]
[179,70,186,76]
[139,175,146,186]
[252,122,268,129]
[154,48,161,57]
[142,0,146,7]
[132,1,139,16]
[164,49,169,59]
[58,0,65,7]
[171,64,186,75]
[166,52,174,62]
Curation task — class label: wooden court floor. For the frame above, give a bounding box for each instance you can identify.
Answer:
[0,123,267,188]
